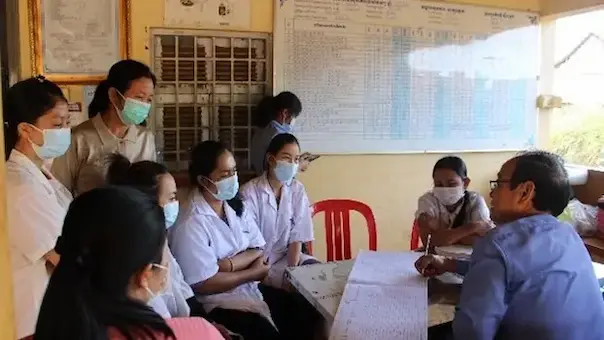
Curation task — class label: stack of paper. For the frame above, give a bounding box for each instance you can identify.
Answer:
[434,245,473,259]
[329,251,428,340]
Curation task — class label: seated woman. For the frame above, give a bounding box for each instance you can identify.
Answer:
[34,186,223,339]
[241,133,321,340]
[241,133,318,289]
[169,141,279,340]
[416,156,492,247]
[106,154,193,318]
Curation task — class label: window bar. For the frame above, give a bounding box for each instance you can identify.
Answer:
[247,38,252,170]
[230,37,235,153]
[211,37,217,143]
[175,36,181,167]
[193,36,199,155]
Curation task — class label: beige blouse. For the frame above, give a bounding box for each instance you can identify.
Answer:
[51,114,157,196]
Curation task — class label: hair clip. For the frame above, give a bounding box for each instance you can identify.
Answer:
[35,75,46,83]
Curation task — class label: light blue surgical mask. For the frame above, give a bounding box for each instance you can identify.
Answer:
[29,126,71,160]
[163,201,179,228]
[115,91,151,125]
[274,160,298,184]
[205,173,239,201]
[271,120,293,133]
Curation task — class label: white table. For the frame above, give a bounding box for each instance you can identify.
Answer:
[287,259,604,328]
[285,260,459,328]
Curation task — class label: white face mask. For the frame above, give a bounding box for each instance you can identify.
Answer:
[432,186,465,206]
[144,263,169,302]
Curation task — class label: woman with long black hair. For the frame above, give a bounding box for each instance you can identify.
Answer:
[34,187,223,339]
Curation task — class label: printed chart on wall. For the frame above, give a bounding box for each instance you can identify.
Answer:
[274,0,540,154]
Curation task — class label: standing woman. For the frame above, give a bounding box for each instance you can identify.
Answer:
[169,141,280,340]
[4,76,73,339]
[250,92,306,176]
[52,59,157,196]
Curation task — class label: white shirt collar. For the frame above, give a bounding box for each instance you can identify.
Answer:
[8,149,52,182]
[193,188,238,223]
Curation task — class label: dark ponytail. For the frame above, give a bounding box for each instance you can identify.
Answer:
[106,153,169,197]
[88,80,111,118]
[88,59,157,117]
[451,191,471,229]
[189,140,244,216]
[3,76,67,159]
[35,187,174,340]
[252,92,302,128]
[253,95,275,128]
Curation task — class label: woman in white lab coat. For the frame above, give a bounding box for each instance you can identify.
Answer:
[241,133,318,290]
[169,140,280,340]
[3,77,73,339]
[241,133,322,340]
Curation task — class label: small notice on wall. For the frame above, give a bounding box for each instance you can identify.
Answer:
[165,0,251,29]
[68,102,86,128]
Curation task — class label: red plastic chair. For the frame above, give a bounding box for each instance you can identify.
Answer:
[311,199,377,262]
[410,220,421,250]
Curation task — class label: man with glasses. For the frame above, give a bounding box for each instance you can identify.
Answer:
[416,150,604,340]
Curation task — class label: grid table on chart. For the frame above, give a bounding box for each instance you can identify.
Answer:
[276,0,539,152]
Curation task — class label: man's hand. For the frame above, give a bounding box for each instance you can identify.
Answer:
[414,254,456,277]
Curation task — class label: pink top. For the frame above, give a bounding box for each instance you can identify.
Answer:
[108,317,224,340]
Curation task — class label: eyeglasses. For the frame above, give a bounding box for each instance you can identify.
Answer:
[489,180,511,190]
[152,263,169,271]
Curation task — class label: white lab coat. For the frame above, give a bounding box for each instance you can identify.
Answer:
[240,175,315,289]
[169,190,273,323]
[148,250,194,318]
[6,150,72,338]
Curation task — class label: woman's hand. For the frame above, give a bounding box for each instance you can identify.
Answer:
[418,213,441,231]
[469,221,493,237]
[250,256,270,281]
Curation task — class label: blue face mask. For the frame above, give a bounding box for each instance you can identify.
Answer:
[163,201,179,228]
[271,120,294,133]
[116,91,151,125]
[30,126,71,160]
[206,173,239,201]
[274,160,299,184]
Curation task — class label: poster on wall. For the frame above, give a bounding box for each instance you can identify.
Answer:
[165,0,251,29]
[29,0,130,84]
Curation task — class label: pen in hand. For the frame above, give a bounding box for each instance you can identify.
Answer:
[422,234,432,276]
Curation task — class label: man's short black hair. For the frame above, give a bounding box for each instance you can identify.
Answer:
[510,150,571,216]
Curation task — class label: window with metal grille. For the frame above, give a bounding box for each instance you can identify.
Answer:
[151,29,272,171]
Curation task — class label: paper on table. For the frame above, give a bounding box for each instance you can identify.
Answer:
[434,245,473,259]
[329,251,428,340]
[347,250,424,287]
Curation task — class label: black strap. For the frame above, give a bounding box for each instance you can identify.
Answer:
[451,191,471,229]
